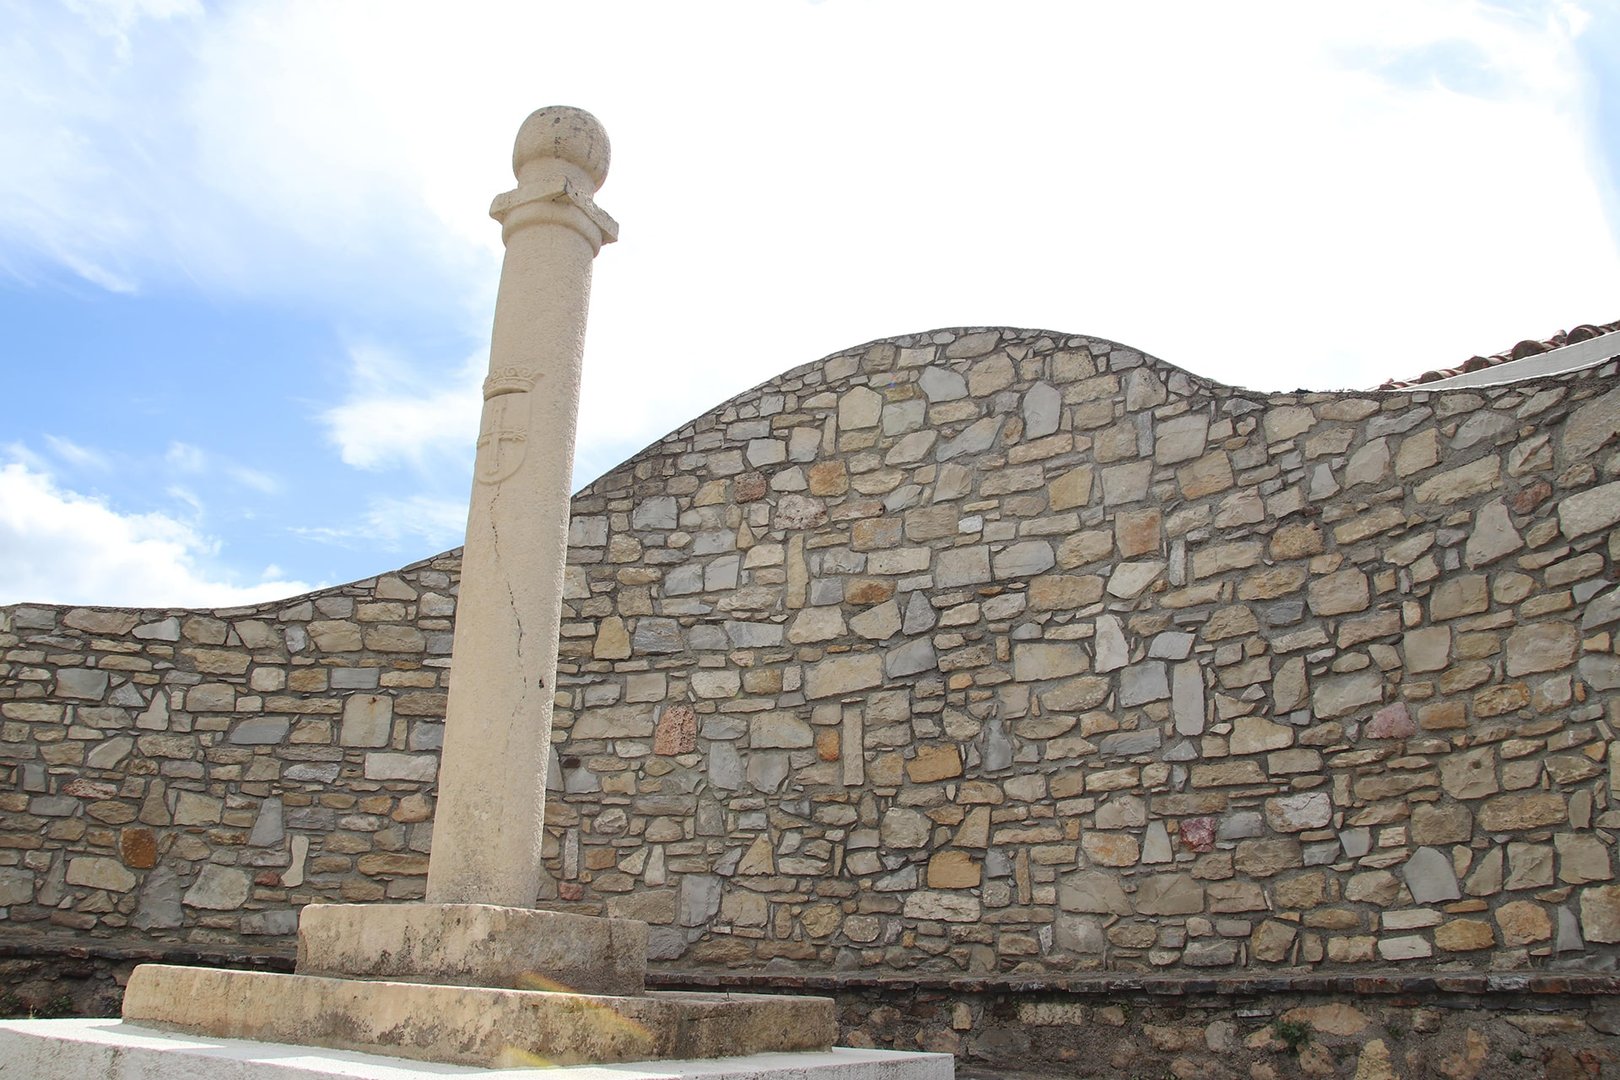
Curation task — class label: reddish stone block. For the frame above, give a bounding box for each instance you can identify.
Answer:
[654,704,697,756]
[1509,479,1552,515]
[1366,703,1415,739]
[1181,817,1216,853]
[120,827,157,869]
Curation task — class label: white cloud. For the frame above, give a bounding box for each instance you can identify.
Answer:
[164,441,281,495]
[44,435,111,471]
[1,0,1617,600]
[227,466,280,496]
[59,0,201,72]
[5,0,1615,397]
[2,443,47,471]
[0,1,186,293]
[165,441,206,472]
[162,484,204,520]
[0,461,313,607]
[361,496,469,549]
[55,253,139,295]
[320,344,482,473]
[65,0,202,35]
[158,0,1620,494]
[0,0,488,314]
[293,494,468,554]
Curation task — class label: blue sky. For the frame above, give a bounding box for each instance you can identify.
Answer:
[2,0,1618,607]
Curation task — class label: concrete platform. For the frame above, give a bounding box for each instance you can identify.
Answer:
[0,1018,954,1079]
[124,964,839,1068]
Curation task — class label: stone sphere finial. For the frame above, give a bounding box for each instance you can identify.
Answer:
[513,106,610,190]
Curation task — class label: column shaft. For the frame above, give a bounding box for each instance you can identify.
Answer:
[426,107,615,907]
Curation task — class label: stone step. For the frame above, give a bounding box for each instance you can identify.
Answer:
[122,964,838,1069]
[295,902,648,996]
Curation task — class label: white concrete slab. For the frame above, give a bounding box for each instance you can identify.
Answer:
[0,1019,954,1080]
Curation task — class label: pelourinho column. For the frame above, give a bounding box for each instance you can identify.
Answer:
[108,104,851,1071]
[426,106,618,907]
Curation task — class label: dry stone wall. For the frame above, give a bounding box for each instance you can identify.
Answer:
[0,561,457,942]
[4,327,1620,980]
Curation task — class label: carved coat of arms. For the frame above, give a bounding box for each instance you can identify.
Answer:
[475,366,540,484]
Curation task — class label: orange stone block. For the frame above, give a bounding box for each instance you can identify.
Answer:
[120,827,157,869]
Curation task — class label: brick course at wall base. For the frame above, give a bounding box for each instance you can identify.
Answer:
[2,937,1616,1079]
[702,971,1620,1078]
[4,327,1620,988]
[0,938,293,1020]
[829,977,1620,1078]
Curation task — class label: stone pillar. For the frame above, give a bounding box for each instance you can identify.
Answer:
[426,106,618,907]
[105,106,855,1072]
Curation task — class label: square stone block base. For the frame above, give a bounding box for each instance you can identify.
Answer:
[0,1018,955,1079]
[123,964,840,1068]
[296,902,648,995]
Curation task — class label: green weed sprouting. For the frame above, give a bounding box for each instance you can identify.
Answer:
[1273,1018,1311,1055]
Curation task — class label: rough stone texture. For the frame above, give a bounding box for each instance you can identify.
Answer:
[697,974,1620,1079]
[3,329,1620,979]
[295,902,648,995]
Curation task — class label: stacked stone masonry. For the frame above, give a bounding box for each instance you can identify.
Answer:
[3,327,1620,979]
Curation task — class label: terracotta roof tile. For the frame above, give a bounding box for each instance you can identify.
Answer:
[1378,317,1620,390]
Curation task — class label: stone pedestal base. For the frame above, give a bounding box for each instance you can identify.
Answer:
[117,903,844,1069]
[123,964,837,1068]
[0,1019,956,1079]
[296,902,647,995]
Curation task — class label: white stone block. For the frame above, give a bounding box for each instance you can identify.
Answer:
[0,1020,954,1080]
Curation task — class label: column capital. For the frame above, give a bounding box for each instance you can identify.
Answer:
[489,105,617,251]
[489,177,619,250]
